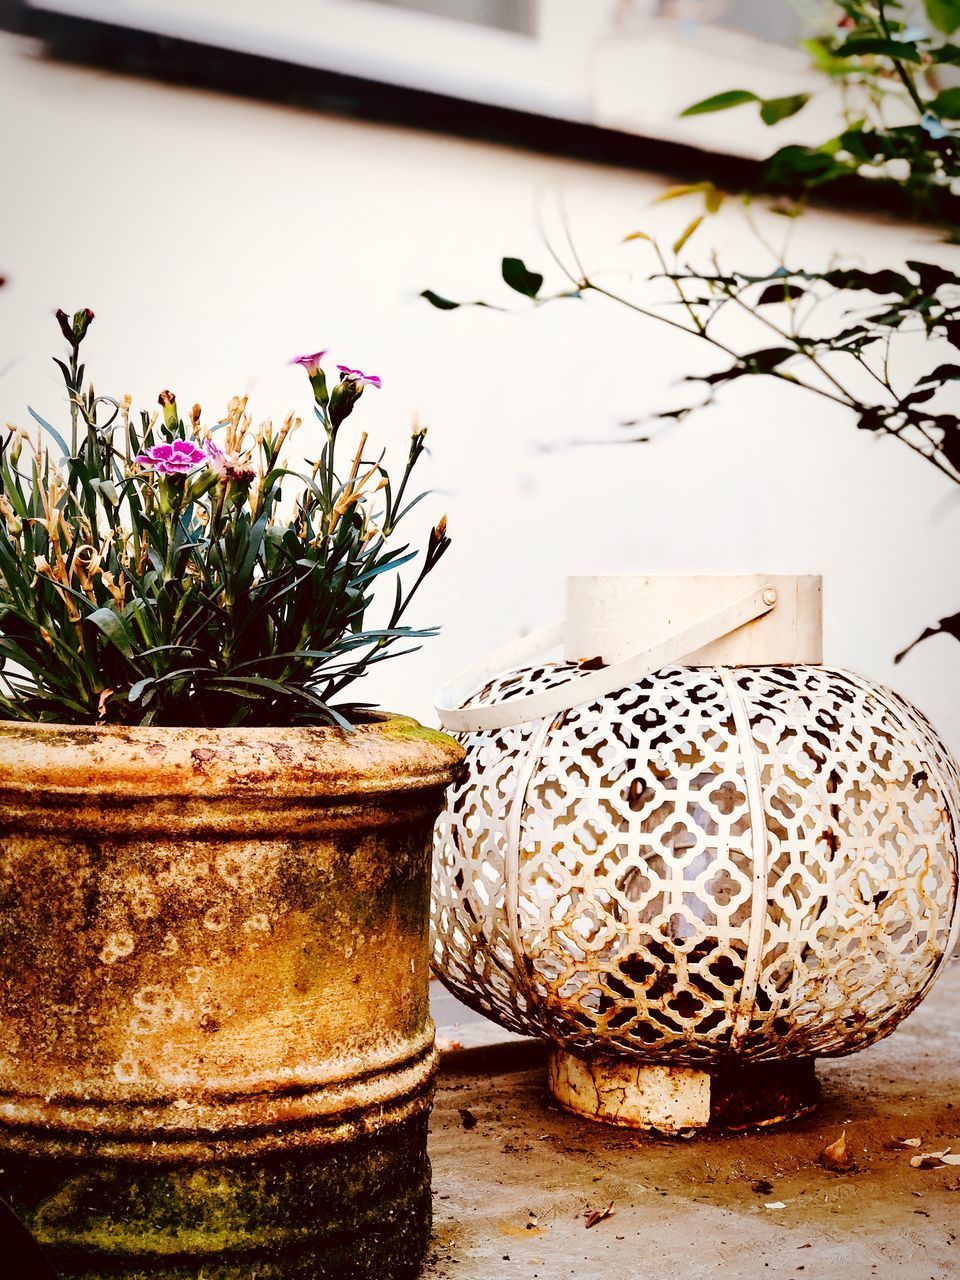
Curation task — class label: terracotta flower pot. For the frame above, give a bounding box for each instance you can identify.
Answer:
[0,715,462,1279]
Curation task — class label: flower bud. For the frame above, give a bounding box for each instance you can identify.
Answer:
[184,468,219,505]
[55,307,94,348]
[427,514,450,566]
[329,377,361,427]
[158,390,180,431]
[309,366,329,408]
[73,308,95,343]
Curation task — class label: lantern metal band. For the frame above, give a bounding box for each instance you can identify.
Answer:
[432,576,960,1130]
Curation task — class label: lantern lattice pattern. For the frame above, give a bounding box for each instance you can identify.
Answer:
[432,662,960,1072]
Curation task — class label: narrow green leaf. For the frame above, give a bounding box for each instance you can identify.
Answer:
[680,89,758,117]
[673,215,705,255]
[759,94,810,126]
[27,406,71,460]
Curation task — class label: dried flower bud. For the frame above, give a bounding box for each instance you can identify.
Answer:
[0,495,21,536]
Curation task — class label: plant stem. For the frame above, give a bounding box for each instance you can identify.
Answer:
[582,278,859,411]
[878,0,926,117]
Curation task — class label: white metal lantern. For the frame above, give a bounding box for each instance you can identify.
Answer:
[432,576,960,1131]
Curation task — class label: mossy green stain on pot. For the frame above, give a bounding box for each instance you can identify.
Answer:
[0,717,462,1279]
[2,1114,431,1279]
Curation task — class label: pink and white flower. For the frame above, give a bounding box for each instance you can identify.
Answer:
[289,350,328,375]
[134,439,209,476]
[336,365,382,390]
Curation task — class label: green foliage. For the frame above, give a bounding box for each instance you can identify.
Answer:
[681,89,761,115]
[681,89,810,126]
[925,0,960,35]
[689,1,960,228]
[759,93,811,125]
[0,317,450,727]
[421,2,960,660]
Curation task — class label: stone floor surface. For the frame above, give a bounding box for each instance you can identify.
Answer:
[426,964,960,1280]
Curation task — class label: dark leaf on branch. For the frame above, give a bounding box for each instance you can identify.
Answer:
[821,268,913,295]
[757,282,806,304]
[900,385,938,409]
[919,364,960,384]
[937,418,960,470]
[856,407,886,433]
[692,347,796,385]
[835,36,922,63]
[501,257,543,299]
[896,612,960,663]
[420,289,461,311]
[906,260,960,293]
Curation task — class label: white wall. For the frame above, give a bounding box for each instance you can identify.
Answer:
[1,33,958,748]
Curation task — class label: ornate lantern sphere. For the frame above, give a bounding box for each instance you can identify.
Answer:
[432,576,960,1131]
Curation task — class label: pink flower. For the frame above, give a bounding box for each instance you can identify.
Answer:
[337,365,382,390]
[290,350,328,375]
[134,439,209,476]
[204,439,255,484]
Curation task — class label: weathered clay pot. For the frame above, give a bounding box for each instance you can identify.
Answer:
[0,715,462,1279]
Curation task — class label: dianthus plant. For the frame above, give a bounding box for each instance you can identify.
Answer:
[0,310,450,727]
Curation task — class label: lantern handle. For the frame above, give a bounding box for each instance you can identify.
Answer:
[436,583,778,733]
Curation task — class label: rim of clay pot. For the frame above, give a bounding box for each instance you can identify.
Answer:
[0,713,463,798]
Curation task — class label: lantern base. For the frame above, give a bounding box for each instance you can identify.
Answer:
[547,1050,819,1132]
